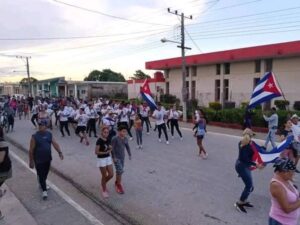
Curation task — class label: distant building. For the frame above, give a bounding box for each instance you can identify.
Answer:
[146,40,300,108]
[24,77,127,99]
[127,72,165,101]
[0,82,23,96]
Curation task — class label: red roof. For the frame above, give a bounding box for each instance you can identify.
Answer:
[145,40,300,70]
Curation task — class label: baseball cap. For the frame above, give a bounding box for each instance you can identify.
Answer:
[291,114,299,119]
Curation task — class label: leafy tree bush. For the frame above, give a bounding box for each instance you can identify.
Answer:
[274,100,289,110]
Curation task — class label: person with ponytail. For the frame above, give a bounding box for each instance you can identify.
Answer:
[234,128,264,213]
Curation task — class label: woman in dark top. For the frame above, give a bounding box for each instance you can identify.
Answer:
[95,126,113,198]
[234,128,264,213]
[279,120,297,162]
[0,127,12,219]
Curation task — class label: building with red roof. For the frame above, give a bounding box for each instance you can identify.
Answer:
[145,40,300,108]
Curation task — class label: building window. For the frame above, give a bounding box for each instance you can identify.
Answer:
[186,81,189,100]
[253,77,260,89]
[215,80,220,101]
[255,60,261,73]
[224,63,230,74]
[192,66,197,77]
[166,82,169,94]
[165,69,169,79]
[191,81,196,99]
[265,59,273,72]
[81,90,86,94]
[224,79,229,101]
[216,64,221,75]
[186,67,189,77]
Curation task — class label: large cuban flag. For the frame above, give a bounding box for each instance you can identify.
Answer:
[250,135,294,169]
[248,72,283,109]
[140,79,157,110]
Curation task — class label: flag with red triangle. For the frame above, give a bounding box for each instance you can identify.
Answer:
[140,79,157,110]
[248,72,283,109]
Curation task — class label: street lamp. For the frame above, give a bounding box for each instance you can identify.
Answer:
[161,37,191,122]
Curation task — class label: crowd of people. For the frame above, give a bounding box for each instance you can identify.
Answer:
[1,95,300,224]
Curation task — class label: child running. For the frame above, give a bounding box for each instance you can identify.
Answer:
[134,114,143,149]
[111,125,132,194]
[75,108,90,146]
[195,111,207,159]
[95,127,113,198]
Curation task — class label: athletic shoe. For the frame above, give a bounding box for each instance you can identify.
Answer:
[234,202,247,213]
[180,137,183,141]
[147,132,150,135]
[166,141,169,145]
[158,139,162,143]
[115,182,124,194]
[242,202,254,207]
[0,189,6,198]
[295,169,300,173]
[129,137,133,141]
[101,189,109,198]
[140,145,143,149]
[42,191,48,200]
[203,153,208,159]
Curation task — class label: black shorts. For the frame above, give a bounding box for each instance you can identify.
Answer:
[75,126,86,134]
[197,135,204,140]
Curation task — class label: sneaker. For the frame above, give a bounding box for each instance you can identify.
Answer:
[180,137,183,141]
[115,182,124,194]
[129,137,133,141]
[295,169,300,174]
[101,189,109,198]
[234,202,247,213]
[203,153,208,159]
[147,132,150,135]
[242,202,254,207]
[140,145,143,149]
[166,141,169,145]
[42,191,48,200]
[158,139,162,143]
[0,189,6,198]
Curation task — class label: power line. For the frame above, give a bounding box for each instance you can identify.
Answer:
[52,0,171,27]
[185,28,202,53]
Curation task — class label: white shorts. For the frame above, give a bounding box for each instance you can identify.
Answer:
[96,156,112,168]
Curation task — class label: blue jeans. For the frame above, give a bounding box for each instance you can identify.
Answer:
[265,129,277,149]
[269,217,282,225]
[235,161,254,202]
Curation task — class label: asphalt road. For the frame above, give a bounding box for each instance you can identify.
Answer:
[5,118,298,225]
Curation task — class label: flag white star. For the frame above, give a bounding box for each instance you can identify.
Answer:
[268,83,274,88]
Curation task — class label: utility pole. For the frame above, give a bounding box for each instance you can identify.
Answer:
[167,8,192,122]
[16,55,32,97]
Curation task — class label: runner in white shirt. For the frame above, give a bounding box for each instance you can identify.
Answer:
[57,105,70,137]
[75,108,90,146]
[169,105,183,140]
[139,103,151,134]
[85,103,99,138]
[117,104,133,140]
[152,103,169,144]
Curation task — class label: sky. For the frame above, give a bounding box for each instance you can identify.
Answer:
[1,0,300,82]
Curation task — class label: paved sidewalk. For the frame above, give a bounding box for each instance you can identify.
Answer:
[0,184,38,225]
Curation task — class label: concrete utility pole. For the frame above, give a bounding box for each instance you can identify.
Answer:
[16,55,32,97]
[167,8,192,122]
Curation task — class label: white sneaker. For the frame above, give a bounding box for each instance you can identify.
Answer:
[166,141,169,145]
[42,191,48,200]
[147,132,150,135]
[140,145,143,149]
[180,137,183,141]
[129,137,133,141]
[158,139,162,143]
[171,136,174,139]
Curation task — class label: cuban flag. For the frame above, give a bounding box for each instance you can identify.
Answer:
[248,72,283,109]
[250,135,294,169]
[140,79,157,110]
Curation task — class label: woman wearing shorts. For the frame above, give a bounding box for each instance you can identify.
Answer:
[195,111,207,159]
[95,127,113,198]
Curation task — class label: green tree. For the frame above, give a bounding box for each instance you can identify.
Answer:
[84,70,101,81]
[131,70,151,80]
[19,77,38,84]
[84,69,126,82]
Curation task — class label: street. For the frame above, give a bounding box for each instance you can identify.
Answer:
[2,119,292,225]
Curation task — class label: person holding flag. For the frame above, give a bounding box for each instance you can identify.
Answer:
[263,107,279,150]
[234,128,264,213]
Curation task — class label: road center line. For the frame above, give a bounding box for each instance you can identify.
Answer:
[9,150,105,225]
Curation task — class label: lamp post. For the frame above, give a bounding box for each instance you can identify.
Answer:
[161,38,191,122]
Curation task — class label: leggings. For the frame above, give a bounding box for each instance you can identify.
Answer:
[141,117,149,133]
[31,113,38,127]
[135,129,142,145]
[35,161,51,191]
[87,118,97,137]
[158,123,168,141]
[59,121,70,136]
[170,119,182,137]
[119,122,132,137]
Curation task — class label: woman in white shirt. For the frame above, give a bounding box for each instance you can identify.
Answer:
[169,105,183,140]
[75,108,90,145]
[152,103,169,144]
[57,105,70,137]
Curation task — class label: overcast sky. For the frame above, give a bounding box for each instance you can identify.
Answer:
[1,0,300,82]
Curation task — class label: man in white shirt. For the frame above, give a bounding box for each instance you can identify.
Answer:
[152,103,169,144]
[263,107,278,150]
[75,107,90,145]
[140,103,151,134]
[85,103,98,137]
